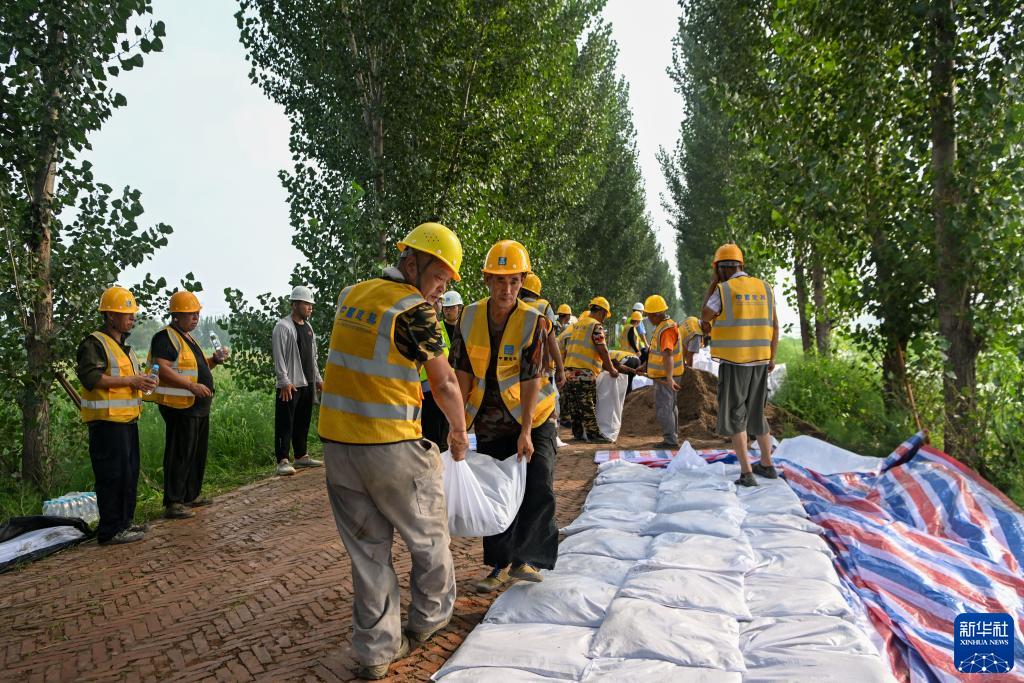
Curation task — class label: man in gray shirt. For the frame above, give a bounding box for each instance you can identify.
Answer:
[272,286,324,475]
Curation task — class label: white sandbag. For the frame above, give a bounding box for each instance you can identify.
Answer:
[589,598,746,672]
[740,616,878,658]
[484,575,617,627]
[642,507,746,538]
[745,575,854,620]
[743,527,834,556]
[659,474,736,495]
[742,652,894,682]
[736,485,807,517]
[561,507,656,536]
[644,532,759,573]
[432,623,596,680]
[582,658,742,682]
[594,461,664,485]
[618,565,752,620]
[596,371,629,441]
[442,449,526,537]
[742,513,822,534]
[752,548,841,586]
[557,528,651,561]
[544,553,635,586]
[656,489,741,514]
[664,441,707,473]
[773,435,883,475]
[434,667,567,682]
[584,482,659,513]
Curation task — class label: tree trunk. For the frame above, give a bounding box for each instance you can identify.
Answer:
[793,245,813,354]
[880,334,908,410]
[810,245,831,357]
[930,0,979,465]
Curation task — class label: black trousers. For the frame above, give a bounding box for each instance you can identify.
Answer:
[420,390,450,451]
[274,385,314,461]
[88,421,140,542]
[159,408,210,506]
[622,355,642,394]
[478,421,559,570]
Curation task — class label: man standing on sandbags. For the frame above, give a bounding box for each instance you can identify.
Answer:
[451,240,560,593]
[641,294,684,449]
[563,297,619,443]
[318,223,469,680]
[701,243,779,488]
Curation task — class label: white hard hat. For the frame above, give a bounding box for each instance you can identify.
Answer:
[442,290,464,307]
[632,302,644,312]
[290,285,315,304]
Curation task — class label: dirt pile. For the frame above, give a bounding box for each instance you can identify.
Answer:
[619,368,824,444]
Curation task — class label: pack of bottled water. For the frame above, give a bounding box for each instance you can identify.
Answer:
[42,492,99,524]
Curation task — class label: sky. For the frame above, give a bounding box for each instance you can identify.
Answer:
[90,0,797,329]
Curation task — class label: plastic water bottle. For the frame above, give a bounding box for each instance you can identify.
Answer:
[144,361,160,395]
[210,332,223,353]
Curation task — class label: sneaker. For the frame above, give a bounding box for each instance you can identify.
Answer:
[128,522,149,533]
[276,460,296,476]
[293,455,323,468]
[356,635,410,680]
[752,462,779,479]
[509,563,544,583]
[473,566,510,593]
[185,497,213,508]
[164,503,195,519]
[735,471,758,488]
[405,614,452,648]
[99,528,145,545]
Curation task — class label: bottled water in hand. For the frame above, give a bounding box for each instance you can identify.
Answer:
[144,362,160,395]
[210,332,229,361]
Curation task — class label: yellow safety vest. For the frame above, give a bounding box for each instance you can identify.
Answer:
[420,319,451,384]
[460,298,556,429]
[319,279,427,444]
[145,326,199,409]
[608,349,637,364]
[564,318,605,374]
[648,318,684,378]
[522,296,556,324]
[710,276,774,364]
[80,331,143,423]
[681,316,703,349]
[618,323,648,353]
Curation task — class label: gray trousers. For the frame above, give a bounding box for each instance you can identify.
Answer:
[654,380,680,446]
[325,438,456,666]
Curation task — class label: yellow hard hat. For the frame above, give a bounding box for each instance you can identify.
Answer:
[169,290,202,313]
[589,296,611,314]
[523,272,542,295]
[557,303,572,315]
[630,311,643,322]
[482,240,531,275]
[397,222,464,281]
[713,243,744,266]
[99,286,139,314]
[643,294,668,314]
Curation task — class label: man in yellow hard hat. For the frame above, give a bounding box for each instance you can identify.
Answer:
[318,222,469,679]
[75,286,157,545]
[680,315,704,367]
[554,303,572,336]
[619,310,649,392]
[451,240,560,593]
[562,296,618,443]
[147,290,228,520]
[641,294,683,449]
[701,243,779,487]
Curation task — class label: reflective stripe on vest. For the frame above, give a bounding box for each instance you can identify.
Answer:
[144,326,199,408]
[648,318,684,378]
[460,299,556,429]
[318,279,426,444]
[564,318,603,374]
[522,297,556,324]
[710,276,774,364]
[681,316,703,348]
[80,331,143,423]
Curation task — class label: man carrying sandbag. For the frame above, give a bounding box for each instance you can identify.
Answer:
[318,223,469,680]
[452,240,560,593]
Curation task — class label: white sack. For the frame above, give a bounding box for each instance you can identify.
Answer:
[644,532,759,573]
[594,461,664,486]
[596,371,629,441]
[736,485,807,517]
[434,667,566,682]
[753,548,841,586]
[582,659,742,682]
[557,528,651,561]
[742,513,822,534]
[583,482,659,513]
[589,598,746,672]
[742,652,894,683]
[743,527,834,556]
[664,441,707,473]
[766,363,787,397]
[544,553,635,586]
[773,435,883,475]
[0,525,85,566]
[740,616,877,658]
[642,507,746,538]
[659,474,736,495]
[745,575,854,620]
[484,575,617,628]
[432,623,596,680]
[656,489,741,514]
[442,449,526,537]
[561,508,656,536]
[618,565,752,620]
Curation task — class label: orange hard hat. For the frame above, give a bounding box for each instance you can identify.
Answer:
[712,243,744,266]
[169,290,202,313]
[482,240,531,275]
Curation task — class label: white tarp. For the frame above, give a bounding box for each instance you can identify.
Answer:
[442,449,526,537]
[595,372,629,441]
[773,435,883,475]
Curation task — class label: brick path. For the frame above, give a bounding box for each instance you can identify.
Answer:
[0,440,598,683]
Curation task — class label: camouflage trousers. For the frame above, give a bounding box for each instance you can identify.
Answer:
[563,377,602,440]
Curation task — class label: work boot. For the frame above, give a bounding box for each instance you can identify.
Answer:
[752,462,779,479]
[99,528,145,545]
[652,441,680,450]
[509,563,544,583]
[404,614,452,648]
[473,566,510,593]
[589,435,614,444]
[164,503,195,519]
[276,460,296,476]
[356,636,410,680]
[185,497,213,508]
[294,455,323,468]
[735,471,758,488]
